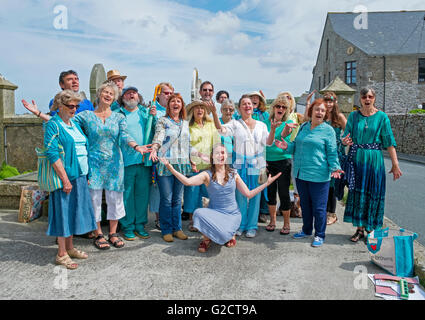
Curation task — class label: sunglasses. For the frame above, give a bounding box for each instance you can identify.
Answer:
[202,89,213,92]
[361,95,375,99]
[63,103,78,110]
[274,105,288,109]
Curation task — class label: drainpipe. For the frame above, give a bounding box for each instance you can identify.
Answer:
[383,56,386,112]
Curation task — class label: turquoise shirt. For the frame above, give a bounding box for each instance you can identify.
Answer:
[58,118,89,176]
[264,118,293,161]
[118,105,156,167]
[154,101,167,118]
[110,101,121,112]
[219,117,234,156]
[286,121,341,183]
[44,115,87,181]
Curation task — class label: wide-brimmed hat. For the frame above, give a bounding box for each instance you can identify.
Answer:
[186,100,211,122]
[248,91,266,105]
[104,70,127,83]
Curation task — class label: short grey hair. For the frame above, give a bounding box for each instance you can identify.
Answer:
[360,87,376,97]
[221,99,235,110]
[51,89,82,111]
[96,81,119,105]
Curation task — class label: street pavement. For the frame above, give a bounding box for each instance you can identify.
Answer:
[0,203,398,300]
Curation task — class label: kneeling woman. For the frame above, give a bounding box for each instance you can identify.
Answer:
[159,144,280,252]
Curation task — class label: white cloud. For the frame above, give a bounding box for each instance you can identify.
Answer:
[200,11,241,35]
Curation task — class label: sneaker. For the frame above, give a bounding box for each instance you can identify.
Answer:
[135,230,150,239]
[123,231,137,241]
[311,236,324,247]
[235,229,243,236]
[258,214,268,223]
[293,230,310,239]
[245,229,257,238]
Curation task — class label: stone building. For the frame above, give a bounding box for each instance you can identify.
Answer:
[310,11,425,113]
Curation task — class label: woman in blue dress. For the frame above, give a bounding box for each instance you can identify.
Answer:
[159,143,281,252]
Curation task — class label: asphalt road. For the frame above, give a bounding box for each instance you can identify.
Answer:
[384,158,425,246]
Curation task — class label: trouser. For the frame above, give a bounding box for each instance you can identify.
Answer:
[183,171,208,213]
[327,186,337,214]
[157,175,184,236]
[266,159,292,211]
[235,170,260,231]
[296,178,330,239]
[90,189,125,223]
[119,164,151,233]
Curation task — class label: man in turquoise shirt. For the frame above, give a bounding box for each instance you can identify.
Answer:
[118,86,156,240]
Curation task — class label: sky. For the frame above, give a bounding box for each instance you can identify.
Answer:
[0,0,424,114]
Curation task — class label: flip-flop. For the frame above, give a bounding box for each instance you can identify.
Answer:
[265,224,276,232]
[280,227,290,235]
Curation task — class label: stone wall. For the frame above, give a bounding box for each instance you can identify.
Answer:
[388,114,425,156]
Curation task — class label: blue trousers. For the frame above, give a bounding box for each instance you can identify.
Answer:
[157,175,184,236]
[296,178,330,239]
[183,172,208,213]
[235,171,261,231]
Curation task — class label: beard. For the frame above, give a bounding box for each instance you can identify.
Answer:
[123,98,139,109]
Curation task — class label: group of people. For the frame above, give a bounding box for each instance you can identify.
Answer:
[22,69,402,270]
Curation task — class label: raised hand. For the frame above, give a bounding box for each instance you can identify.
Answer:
[307,90,317,104]
[149,104,157,116]
[274,138,288,150]
[331,169,344,179]
[389,164,402,181]
[281,122,299,137]
[341,133,353,146]
[22,99,39,115]
[203,100,216,114]
[271,119,283,130]
[266,172,282,186]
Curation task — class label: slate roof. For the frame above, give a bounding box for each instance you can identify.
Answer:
[329,11,425,55]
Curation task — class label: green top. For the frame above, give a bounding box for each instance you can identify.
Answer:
[264,118,293,161]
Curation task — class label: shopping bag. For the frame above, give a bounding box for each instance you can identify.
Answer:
[18,186,49,223]
[367,228,418,277]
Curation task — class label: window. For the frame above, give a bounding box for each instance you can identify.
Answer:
[345,61,357,84]
[419,59,425,83]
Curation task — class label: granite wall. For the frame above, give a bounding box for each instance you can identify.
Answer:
[388,113,425,156]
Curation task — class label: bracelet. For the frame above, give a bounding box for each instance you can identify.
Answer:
[37,111,41,117]
[133,144,139,150]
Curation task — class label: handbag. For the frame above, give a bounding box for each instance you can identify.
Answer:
[18,186,49,223]
[367,228,418,277]
[36,122,65,192]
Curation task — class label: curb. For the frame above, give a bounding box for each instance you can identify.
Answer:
[383,150,425,165]
[383,216,425,287]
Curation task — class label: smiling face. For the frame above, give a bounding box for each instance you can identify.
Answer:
[100,87,115,106]
[324,98,335,112]
[193,105,205,122]
[122,90,139,110]
[312,103,327,123]
[273,104,288,121]
[217,93,228,104]
[250,95,260,109]
[361,90,375,108]
[157,85,173,107]
[239,97,253,118]
[200,83,214,101]
[168,96,183,118]
[212,144,228,165]
[58,99,79,120]
[60,74,79,92]
[221,104,235,122]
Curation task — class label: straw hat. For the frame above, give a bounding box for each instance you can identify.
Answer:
[186,100,211,123]
[248,91,266,105]
[104,70,127,83]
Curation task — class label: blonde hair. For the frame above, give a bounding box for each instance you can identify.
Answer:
[187,102,211,126]
[51,90,83,111]
[269,95,291,122]
[279,91,296,113]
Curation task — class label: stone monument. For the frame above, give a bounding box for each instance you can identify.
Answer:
[89,63,106,103]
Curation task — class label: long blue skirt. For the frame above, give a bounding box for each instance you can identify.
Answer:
[47,175,97,237]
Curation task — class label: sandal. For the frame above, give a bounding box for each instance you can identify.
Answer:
[67,248,88,259]
[188,222,198,232]
[280,226,290,235]
[265,224,276,232]
[55,254,78,270]
[350,229,365,242]
[198,239,212,253]
[327,213,338,225]
[225,238,236,248]
[94,234,110,250]
[108,233,125,248]
[75,231,95,239]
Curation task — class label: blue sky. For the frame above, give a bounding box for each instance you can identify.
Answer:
[0,0,424,114]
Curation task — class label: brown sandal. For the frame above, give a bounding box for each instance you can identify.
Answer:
[327,213,338,225]
[55,254,78,270]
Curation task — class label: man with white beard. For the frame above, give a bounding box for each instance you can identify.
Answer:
[117,86,157,241]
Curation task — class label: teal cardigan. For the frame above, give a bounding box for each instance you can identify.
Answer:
[44,115,87,181]
[286,121,341,183]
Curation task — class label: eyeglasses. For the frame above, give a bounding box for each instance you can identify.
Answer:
[222,108,234,112]
[202,89,213,92]
[361,95,375,99]
[161,91,173,96]
[63,103,78,109]
[274,105,287,109]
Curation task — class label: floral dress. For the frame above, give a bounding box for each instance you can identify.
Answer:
[73,110,135,192]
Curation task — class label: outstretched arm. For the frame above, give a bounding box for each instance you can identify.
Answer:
[235,172,281,199]
[22,99,51,122]
[159,158,209,186]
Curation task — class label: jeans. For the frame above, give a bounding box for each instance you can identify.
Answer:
[157,175,184,236]
[296,178,330,239]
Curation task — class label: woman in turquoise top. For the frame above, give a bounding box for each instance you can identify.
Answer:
[44,90,97,270]
[73,83,151,250]
[263,94,294,235]
[219,99,236,163]
[276,98,343,247]
[342,87,402,242]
